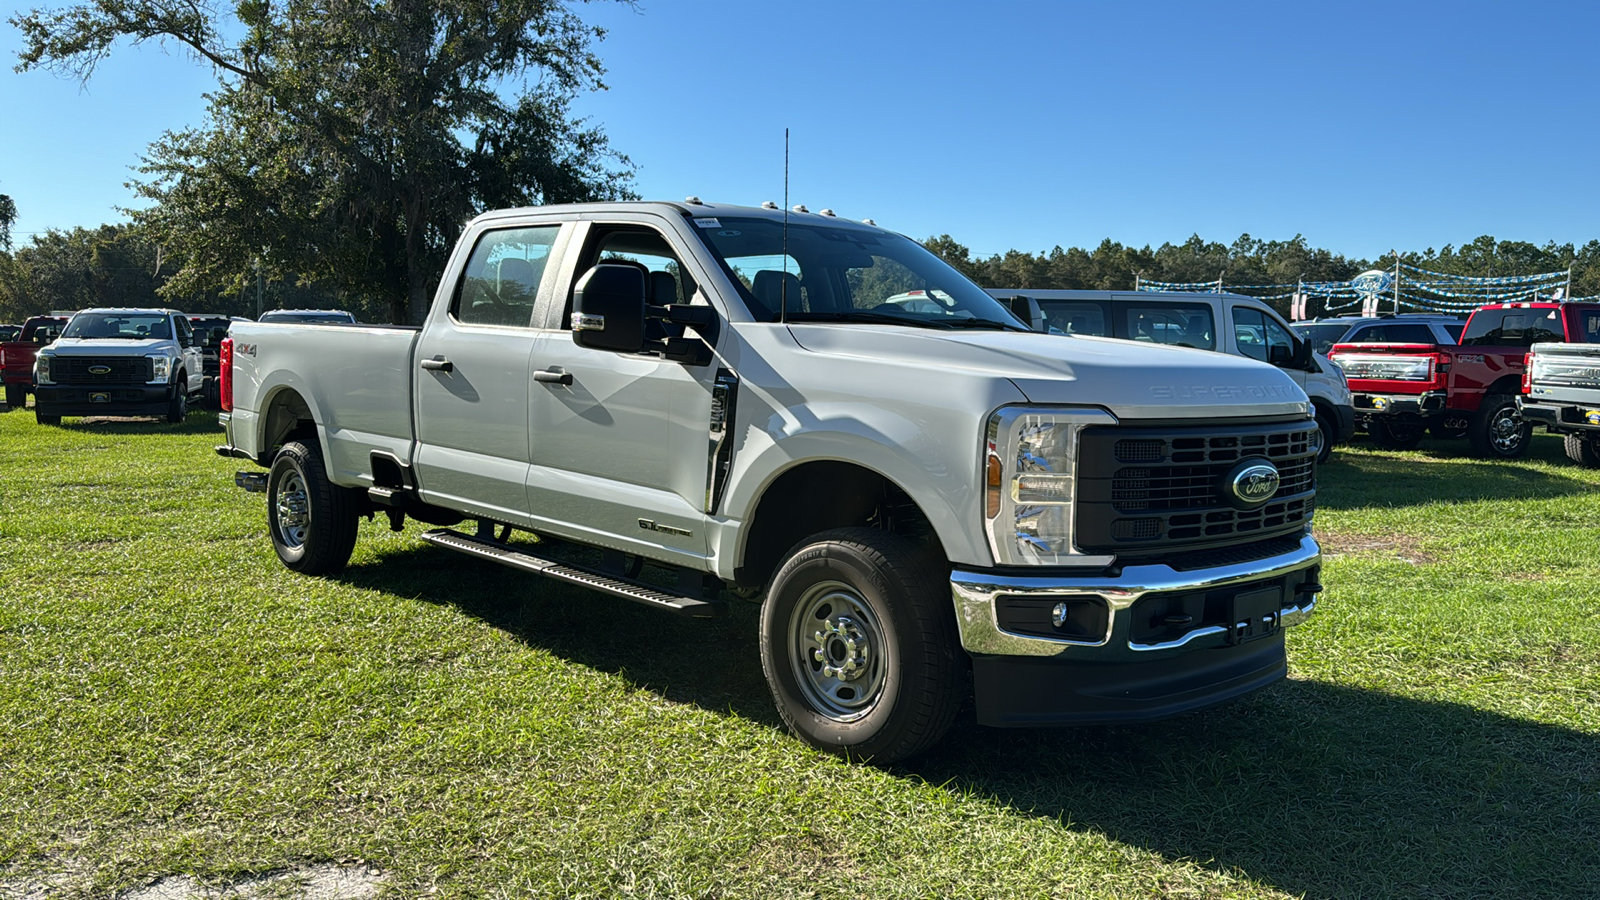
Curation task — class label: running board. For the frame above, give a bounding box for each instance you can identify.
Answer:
[419,528,725,618]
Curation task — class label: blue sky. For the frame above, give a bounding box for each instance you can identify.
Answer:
[1,0,1595,262]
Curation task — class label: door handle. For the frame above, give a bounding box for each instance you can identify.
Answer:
[420,356,453,373]
[534,367,573,386]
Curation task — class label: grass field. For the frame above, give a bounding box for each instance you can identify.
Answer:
[0,407,1596,899]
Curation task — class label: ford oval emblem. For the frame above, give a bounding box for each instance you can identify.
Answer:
[88,365,112,375]
[1224,460,1280,509]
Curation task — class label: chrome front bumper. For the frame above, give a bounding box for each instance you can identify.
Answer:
[950,534,1321,658]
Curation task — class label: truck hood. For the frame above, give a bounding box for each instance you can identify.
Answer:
[45,338,178,356]
[786,324,1309,419]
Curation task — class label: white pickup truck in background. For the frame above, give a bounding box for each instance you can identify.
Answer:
[218,200,1322,761]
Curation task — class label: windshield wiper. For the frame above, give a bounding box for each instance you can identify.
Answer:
[783,311,949,329]
[936,317,1030,333]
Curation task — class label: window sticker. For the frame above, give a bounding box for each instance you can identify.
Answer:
[693,217,722,228]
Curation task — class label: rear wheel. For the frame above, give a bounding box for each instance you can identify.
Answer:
[1467,394,1531,459]
[267,440,360,574]
[759,527,963,763]
[1564,433,1600,467]
[4,384,23,409]
[1368,417,1426,450]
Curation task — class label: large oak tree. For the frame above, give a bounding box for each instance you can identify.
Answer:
[12,0,635,323]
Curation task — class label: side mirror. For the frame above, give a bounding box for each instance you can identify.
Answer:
[1005,295,1045,332]
[572,264,647,353]
[1292,336,1314,370]
[1268,342,1293,366]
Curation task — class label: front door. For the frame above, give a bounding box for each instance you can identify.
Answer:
[525,221,719,567]
[412,223,561,524]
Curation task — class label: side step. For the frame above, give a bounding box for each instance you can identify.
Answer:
[419,528,726,618]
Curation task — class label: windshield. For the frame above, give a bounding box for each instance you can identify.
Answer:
[1291,322,1351,355]
[260,311,354,324]
[63,312,172,340]
[694,217,1025,330]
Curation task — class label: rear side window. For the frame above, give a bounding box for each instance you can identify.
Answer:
[1460,309,1562,347]
[1122,304,1215,349]
[1345,323,1435,344]
[1038,301,1109,336]
[453,226,560,328]
[1443,323,1464,341]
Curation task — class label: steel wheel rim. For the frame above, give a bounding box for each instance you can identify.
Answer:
[275,470,310,548]
[1490,408,1523,452]
[789,580,889,722]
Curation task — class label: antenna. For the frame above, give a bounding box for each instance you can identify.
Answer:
[781,127,789,324]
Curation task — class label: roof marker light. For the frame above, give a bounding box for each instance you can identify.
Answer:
[863,219,876,226]
[791,204,808,213]
[761,201,778,209]
[820,208,836,217]
[684,196,702,205]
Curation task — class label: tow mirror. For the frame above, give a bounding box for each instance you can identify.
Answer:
[1291,336,1315,370]
[1268,342,1293,366]
[1005,295,1045,332]
[572,264,647,354]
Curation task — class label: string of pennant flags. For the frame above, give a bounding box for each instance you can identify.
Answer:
[1137,260,1599,317]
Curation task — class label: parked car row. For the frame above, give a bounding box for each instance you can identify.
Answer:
[0,308,357,418]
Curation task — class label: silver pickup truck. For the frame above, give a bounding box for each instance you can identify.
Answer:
[218,200,1322,761]
[1519,341,1600,466]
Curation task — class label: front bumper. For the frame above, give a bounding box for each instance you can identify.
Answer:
[950,534,1321,726]
[1352,390,1446,417]
[33,383,173,416]
[1518,398,1600,433]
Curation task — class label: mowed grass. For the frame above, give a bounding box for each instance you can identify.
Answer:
[0,408,1596,899]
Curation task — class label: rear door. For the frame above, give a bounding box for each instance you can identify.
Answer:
[412,221,568,524]
[525,216,721,567]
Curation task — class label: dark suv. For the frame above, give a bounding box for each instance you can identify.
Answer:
[1292,314,1465,356]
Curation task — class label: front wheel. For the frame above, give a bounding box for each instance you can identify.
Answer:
[1467,394,1531,459]
[166,376,189,423]
[759,527,963,763]
[1312,408,1336,464]
[35,409,60,426]
[1368,417,1426,450]
[1564,433,1600,467]
[267,440,360,574]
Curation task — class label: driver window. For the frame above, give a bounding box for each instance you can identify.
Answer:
[453,225,560,328]
[564,227,696,338]
[1124,304,1215,350]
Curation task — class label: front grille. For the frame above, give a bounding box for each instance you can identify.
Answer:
[54,356,152,384]
[1077,420,1316,560]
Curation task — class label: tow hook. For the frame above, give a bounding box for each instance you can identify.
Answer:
[235,471,268,493]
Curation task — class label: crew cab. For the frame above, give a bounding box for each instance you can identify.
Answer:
[1328,301,1600,456]
[32,308,203,425]
[218,200,1322,762]
[1,315,68,409]
[987,289,1354,464]
[1519,325,1600,465]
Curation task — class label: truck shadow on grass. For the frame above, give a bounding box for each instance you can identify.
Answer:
[341,544,1598,900]
[37,411,224,437]
[1320,434,1594,510]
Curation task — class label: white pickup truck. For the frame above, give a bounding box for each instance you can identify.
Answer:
[218,200,1322,761]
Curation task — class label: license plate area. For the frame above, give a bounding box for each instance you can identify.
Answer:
[89,391,110,403]
[1229,585,1283,643]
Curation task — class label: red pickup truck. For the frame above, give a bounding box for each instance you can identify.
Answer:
[1328,301,1598,457]
[1,315,69,409]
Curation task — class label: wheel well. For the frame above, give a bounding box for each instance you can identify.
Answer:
[1484,375,1522,397]
[735,461,943,590]
[260,387,318,457]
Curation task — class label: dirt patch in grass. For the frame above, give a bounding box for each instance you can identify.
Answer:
[2,862,383,900]
[744,833,863,883]
[1317,530,1438,564]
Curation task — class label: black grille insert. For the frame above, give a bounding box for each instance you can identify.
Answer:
[53,356,153,384]
[1077,420,1316,559]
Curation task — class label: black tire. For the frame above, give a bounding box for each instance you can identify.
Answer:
[759,527,963,763]
[4,384,23,410]
[35,410,60,426]
[1368,417,1426,450]
[1564,433,1600,468]
[1467,394,1531,459]
[1312,407,1336,464]
[267,440,360,575]
[166,376,189,423]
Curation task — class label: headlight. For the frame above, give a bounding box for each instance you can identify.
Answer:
[35,354,51,384]
[148,355,171,381]
[1333,354,1432,381]
[984,406,1117,566]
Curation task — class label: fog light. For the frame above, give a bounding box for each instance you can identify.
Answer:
[1051,602,1070,628]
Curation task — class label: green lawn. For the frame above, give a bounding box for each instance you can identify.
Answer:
[0,409,1595,899]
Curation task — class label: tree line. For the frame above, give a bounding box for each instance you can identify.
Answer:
[3,2,1596,326]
